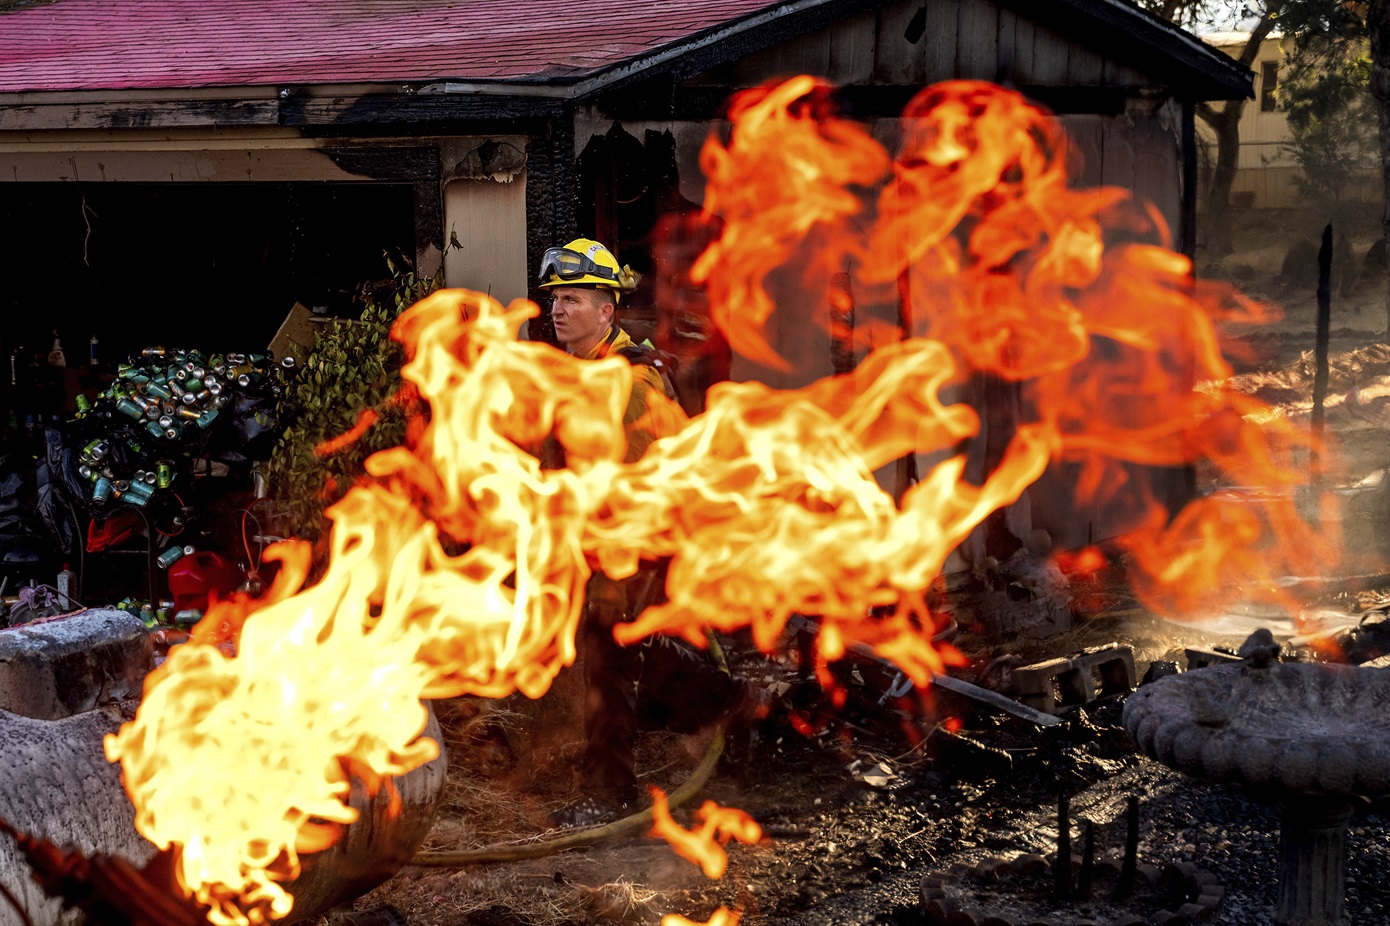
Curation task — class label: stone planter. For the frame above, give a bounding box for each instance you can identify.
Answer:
[0,609,447,926]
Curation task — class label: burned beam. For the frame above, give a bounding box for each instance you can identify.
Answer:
[785,615,1061,726]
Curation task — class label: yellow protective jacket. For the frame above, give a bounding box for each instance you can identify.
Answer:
[581,325,681,463]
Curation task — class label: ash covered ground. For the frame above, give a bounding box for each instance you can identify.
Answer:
[340,209,1390,926]
[350,601,1390,926]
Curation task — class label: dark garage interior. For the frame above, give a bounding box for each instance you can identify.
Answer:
[0,180,416,423]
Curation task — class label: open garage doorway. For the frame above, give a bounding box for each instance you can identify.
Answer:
[1,181,416,369]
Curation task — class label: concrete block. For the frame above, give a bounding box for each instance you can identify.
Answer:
[1012,657,1086,713]
[981,916,1019,926]
[1075,644,1136,696]
[0,609,153,720]
[1176,903,1207,922]
[1011,646,1134,713]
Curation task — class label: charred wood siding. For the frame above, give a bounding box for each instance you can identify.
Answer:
[1058,107,1182,222]
[524,114,577,345]
[715,0,1151,91]
[0,98,280,132]
[0,94,562,134]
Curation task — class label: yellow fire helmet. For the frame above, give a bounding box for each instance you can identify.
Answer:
[537,238,640,303]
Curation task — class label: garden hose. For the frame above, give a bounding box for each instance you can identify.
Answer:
[411,632,733,866]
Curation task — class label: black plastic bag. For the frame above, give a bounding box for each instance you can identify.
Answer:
[35,427,82,556]
[0,452,49,556]
[207,392,282,464]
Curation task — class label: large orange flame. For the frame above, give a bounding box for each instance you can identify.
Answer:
[662,910,741,926]
[105,77,1339,924]
[692,76,1333,612]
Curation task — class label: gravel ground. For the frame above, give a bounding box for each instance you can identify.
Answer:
[766,753,1390,926]
[354,637,1390,926]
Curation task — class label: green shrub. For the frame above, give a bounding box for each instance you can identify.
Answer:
[266,252,443,541]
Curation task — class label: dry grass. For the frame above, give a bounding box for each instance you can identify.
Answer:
[343,686,734,926]
[426,696,576,847]
[571,880,667,924]
[360,853,703,926]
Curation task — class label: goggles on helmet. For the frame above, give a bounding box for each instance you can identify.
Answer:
[537,246,621,284]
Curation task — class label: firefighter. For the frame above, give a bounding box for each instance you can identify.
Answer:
[538,237,672,459]
[537,238,757,829]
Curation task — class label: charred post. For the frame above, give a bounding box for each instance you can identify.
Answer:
[1116,794,1140,900]
[1054,792,1072,901]
[829,271,855,376]
[1077,818,1095,900]
[1311,222,1332,483]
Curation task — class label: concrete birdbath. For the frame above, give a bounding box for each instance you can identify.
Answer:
[1123,629,1390,926]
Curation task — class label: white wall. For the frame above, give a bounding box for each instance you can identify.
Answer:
[442,173,528,306]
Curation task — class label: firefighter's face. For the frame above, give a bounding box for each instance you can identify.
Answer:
[550,286,614,354]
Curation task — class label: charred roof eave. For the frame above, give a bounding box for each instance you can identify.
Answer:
[0,84,571,132]
[994,0,1253,100]
[429,0,1255,108]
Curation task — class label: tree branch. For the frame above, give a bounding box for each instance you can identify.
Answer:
[1236,2,1287,69]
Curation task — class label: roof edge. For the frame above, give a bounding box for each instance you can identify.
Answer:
[0,0,1253,129]
[416,0,892,104]
[1019,0,1253,99]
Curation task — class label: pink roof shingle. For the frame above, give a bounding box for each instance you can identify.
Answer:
[0,0,787,94]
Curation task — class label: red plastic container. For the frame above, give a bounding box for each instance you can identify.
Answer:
[166,551,242,612]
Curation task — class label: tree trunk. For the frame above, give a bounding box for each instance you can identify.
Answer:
[0,706,156,926]
[1370,0,1390,332]
[1202,101,1246,259]
[1195,3,1282,260]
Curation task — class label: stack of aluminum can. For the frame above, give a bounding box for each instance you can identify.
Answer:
[115,595,177,628]
[72,348,294,510]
